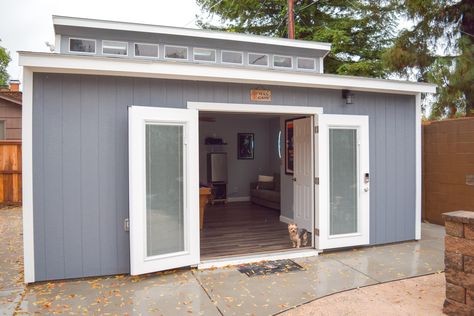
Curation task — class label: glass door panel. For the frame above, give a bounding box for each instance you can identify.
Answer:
[146,124,185,257]
[329,129,358,235]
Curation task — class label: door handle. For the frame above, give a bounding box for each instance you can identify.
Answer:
[292,177,296,182]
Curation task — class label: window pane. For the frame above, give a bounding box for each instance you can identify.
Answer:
[0,121,5,140]
[248,53,268,66]
[103,41,127,55]
[221,51,243,64]
[135,43,158,57]
[193,48,215,62]
[329,129,358,235]
[297,57,315,70]
[69,38,95,53]
[146,124,185,256]
[165,46,188,59]
[274,55,292,68]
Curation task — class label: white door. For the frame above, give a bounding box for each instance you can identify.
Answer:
[293,117,314,232]
[128,106,199,275]
[317,114,369,249]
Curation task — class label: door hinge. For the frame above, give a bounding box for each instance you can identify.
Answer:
[124,218,130,232]
[314,177,319,185]
[314,126,319,134]
[314,228,320,236]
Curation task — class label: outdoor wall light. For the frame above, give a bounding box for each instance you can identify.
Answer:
[342,89,354,104]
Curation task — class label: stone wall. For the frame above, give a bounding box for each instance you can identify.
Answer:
[443,210,474,315]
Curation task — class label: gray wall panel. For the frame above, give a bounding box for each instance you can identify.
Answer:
[33,73,417,280]
[80,76,101,276]
[62,76,83,278]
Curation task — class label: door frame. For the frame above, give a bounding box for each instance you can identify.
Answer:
[128,106,200,275]
[188,102,323,263]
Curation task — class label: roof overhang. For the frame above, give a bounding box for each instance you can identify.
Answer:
[0,93,22,105]
[19,51,436,95]
[53,15,332,52]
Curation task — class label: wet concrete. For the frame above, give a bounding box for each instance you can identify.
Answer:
[0,207,445,315]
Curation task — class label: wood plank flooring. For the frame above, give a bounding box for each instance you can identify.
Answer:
[200,202,300,259]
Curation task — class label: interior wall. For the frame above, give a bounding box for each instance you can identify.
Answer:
[199,115,274,199]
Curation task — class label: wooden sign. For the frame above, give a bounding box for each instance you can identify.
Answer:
[250,89,272,102]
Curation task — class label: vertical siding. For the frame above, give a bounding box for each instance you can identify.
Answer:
[33,73,416,281]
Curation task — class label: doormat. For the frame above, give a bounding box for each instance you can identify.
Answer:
[237,259,304,277]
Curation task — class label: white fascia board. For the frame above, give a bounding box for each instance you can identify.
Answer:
[52,15,331,52]
[19,52,437,95]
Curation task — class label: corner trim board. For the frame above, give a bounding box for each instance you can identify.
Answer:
[22,67,35,283]
[415,93,422,240]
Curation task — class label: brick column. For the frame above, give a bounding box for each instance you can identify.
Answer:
[443,211,474,315]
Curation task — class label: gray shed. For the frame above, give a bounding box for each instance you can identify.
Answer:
[19,16,436,283]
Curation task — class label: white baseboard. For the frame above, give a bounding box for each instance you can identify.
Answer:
[227,196,251,202]
[279,215,294,224]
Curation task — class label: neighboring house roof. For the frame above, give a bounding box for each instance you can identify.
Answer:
[0,92,22,105]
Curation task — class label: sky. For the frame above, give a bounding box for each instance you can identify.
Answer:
[0,0,203,82]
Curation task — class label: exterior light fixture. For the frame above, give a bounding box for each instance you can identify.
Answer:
[342,89,354,104]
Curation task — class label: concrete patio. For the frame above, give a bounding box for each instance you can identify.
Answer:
[1,207,445,315]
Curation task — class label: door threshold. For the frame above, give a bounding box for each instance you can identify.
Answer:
[198,249,321,270]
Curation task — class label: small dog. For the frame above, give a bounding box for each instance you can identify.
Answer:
[288,223,311,248]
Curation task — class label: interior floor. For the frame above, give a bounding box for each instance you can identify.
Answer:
[200,202,309,260]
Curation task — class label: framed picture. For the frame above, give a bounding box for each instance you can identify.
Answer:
[285,119,294,174]
[237,133,254,160]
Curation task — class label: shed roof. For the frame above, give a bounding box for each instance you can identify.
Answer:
[19,51,436,95]
[53,15,332,53]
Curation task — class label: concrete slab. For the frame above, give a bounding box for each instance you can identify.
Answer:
[17,270,220,315]
[194,256,377,316]
[325,240,445,282]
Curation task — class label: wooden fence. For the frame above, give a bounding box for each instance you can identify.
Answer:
[422,117,474,225]
[0,141,22,206]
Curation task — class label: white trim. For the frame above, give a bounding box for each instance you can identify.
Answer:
[133,42,160,59]
[221,50,244,65]
[54,34,61,53]
[415,93,422,240]
[198,249,320,269]
[273,55,293,69]
[18,52,437,94]
[296,57,316,72]
[164,45,189,61]
[248,52,269,67]
[101,40,128,57]
[53,15,331,52]
[68,37,96,55]
[227,196,250,202]
[318,57,324,74]
[318,114,370,249]
[128,106,200,275]
[192,47,217,63]
[279,215,294,224]
[188,102,323,115]
[22,67,35,283]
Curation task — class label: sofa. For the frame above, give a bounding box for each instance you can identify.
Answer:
[250,173,280,210]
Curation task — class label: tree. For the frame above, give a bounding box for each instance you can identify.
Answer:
[196,0,399,78]
[383,0,474,118]
[0,40,11,86]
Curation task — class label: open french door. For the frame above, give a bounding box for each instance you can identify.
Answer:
[317,114,370,250]
[128,106,199,275]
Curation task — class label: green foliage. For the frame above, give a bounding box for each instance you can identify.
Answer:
[383,0,474,118]
[196,0,398,77]
[0,41,11,86]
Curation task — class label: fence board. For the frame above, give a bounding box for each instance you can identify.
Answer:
[422,118,474,225]
[0,141,22,205]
